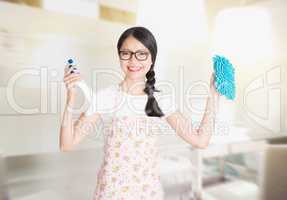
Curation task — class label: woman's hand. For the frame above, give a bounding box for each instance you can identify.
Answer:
[209,72,221,99]
[63,69,82,103]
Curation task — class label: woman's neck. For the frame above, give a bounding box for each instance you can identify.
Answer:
[119,78,146,95]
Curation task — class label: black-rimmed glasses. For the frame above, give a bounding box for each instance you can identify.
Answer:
[119,50,150,61]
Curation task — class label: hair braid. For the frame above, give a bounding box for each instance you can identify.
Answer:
[144,66,164,117]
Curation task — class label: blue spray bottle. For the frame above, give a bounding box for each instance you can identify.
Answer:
[65,59,93,116]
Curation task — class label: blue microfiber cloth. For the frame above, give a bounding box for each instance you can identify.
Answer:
[212,55,236,100]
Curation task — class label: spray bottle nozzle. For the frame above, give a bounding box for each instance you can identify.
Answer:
[68,59,74,64]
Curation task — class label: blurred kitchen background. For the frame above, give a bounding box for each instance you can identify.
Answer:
[0,0,286,199]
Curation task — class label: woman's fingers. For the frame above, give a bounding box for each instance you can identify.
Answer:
[209,73,221,97]
[65,76,82,86]
[63,74,80,82]
[64,73,82,91]
[64,67,80,77]
[209,73,215,90]
[64,67,73,76]
[63,65,82,95]
[64,70,79,79]
[210,73,215,85]
[63,70,82,81]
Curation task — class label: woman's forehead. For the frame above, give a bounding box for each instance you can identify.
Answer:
[120,36,148,51]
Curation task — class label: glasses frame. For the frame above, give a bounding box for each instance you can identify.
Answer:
[119,50,150,61]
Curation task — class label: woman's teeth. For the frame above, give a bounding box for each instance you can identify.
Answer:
[128,66,142,72]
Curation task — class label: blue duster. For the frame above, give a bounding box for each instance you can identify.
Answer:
[212,55,236,100]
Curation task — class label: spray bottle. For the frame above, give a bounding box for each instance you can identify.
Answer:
[65,59,93,116]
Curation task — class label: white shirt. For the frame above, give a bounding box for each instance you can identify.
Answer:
[84,83,178,120]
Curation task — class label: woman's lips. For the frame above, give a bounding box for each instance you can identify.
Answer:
[128,66,142,72]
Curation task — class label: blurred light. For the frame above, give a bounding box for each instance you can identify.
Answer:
[136,0,208,48]
[136,0,208,78]
[211,7,275,65]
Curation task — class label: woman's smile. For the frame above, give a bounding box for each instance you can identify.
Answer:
[127,66,143,72]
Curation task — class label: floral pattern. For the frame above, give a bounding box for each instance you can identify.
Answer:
[93,116,164,200]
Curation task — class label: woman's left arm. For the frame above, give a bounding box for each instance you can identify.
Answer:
[165,73,220,149]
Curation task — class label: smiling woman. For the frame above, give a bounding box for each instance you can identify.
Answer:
[60,26,220,200]
[60,26,167,200]
[116,27,164,117]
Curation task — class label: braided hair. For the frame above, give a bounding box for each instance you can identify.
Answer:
[117,26,164,117]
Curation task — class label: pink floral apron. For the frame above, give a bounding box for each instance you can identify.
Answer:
[93,88,165,200]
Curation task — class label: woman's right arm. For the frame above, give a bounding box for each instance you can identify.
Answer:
[59,71,101,152]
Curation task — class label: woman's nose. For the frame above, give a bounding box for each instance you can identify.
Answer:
[128,53,138,63]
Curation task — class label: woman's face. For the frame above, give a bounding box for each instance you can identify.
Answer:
[119,36,153,81]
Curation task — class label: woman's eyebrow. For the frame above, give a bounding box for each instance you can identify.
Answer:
[120,48,147,51]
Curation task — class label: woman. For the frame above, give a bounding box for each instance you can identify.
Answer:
[60,26,220,199]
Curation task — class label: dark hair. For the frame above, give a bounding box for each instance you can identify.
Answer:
[117,26,164,117]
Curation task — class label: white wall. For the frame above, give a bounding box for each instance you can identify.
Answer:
[0,2,128,155]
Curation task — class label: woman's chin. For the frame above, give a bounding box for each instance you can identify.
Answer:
[126,73,145,80]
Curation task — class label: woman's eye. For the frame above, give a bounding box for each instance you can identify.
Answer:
[138,52,147,56]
